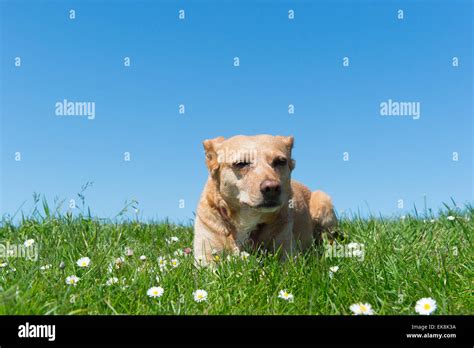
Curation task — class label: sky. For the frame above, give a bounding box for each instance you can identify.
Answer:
[1,0,472,222]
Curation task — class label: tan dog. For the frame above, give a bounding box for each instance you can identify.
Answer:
[194,134,337,265]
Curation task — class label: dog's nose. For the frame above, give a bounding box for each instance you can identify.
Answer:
[260,180,281,198]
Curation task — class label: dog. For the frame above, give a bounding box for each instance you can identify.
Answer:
[193,134,337,265]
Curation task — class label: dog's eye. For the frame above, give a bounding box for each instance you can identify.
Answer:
[273,158,287,167]
[233,161,250,169]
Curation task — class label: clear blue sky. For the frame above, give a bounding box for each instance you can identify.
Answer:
[1,0,472,222]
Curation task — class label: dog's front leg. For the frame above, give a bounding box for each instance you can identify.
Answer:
[193,217,239,267]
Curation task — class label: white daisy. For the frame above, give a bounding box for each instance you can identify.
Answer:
[116,257,125,265]
[278,290,294,302]
[126,248,134,257]
[140,255,147,261]
[166,236,179,244]
[76,257,91,268]
[147,286,164,298]
[170,259,180,268]
[66,275,80,286]
[40,264,52,270]
[193,289,208,302]
[349,303,374,315]
[110,257,125,271]
[329,266,339,278]
[240,251,250,260]
[157,256,167,269]
[447,216,455,221]
[106,277,119,286]
[415,297,437,315]
[24,239,35,247]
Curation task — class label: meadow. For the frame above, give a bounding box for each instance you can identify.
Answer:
[0,198,472,315]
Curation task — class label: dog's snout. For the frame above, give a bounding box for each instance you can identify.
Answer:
[260,180,281,197]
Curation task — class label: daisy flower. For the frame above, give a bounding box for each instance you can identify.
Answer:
[447,216,455,221]
[147,286,164,298]
[278,290,294,302]
[170,259,180,268]
[126,248,134,257]
[106,277,119,286]
[349,303,374,315]
[329,266,339,278]
[66,275,80,286]
[183,247,192,256]
[415,297,437,315]
[76,257,91,268]
[109,257,125,272]
[166,236,179,244]
[193,289,208,302]
[240,251,250,261]
[40,264,52,270]
[115,257,125,266]
[157,256,167,269]
[24,239,35,247]
[140,255,147,261]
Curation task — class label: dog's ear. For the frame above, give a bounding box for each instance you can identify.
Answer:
[281,135,294,151]
[203,136,225,177]
[279,136,295,170]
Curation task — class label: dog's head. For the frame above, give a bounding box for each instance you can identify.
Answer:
[203,134,295,213]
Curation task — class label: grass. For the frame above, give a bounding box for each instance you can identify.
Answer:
[0,199,472,315]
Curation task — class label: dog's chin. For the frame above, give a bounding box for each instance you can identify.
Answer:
[242,201,282,213]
